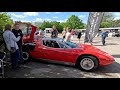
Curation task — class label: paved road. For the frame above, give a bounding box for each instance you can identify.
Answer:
[3,36,120,78]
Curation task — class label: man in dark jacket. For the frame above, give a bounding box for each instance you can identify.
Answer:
[12,22,23,64]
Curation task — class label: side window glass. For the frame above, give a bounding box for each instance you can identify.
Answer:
[59,43,65,48]
[51,41,60,48]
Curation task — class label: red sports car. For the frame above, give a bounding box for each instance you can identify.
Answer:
[21,24,115,71]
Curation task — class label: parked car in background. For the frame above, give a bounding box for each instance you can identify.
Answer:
[112,31,120,37]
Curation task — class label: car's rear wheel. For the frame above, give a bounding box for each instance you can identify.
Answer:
[76,55,99,71]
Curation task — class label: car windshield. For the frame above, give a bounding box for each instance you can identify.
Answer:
[64,41,78,48]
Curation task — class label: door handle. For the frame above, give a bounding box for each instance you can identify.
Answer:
[43,48,46,50]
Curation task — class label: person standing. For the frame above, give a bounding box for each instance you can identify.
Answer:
[3,24,21,69]
[101,31,108,45]
[64,27,72,42]
[12,22,23,63]
[62,28,67,39]
[77,31,82,43]
[71,29,75,41]
[51,25,59,38]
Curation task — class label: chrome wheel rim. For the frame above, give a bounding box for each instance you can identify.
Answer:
[80,58,94,70]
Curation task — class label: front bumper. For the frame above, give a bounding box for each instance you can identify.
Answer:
[99,59,115,66]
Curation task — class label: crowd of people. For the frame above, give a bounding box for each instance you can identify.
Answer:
[51,26,110,46]
[50,26,82,43]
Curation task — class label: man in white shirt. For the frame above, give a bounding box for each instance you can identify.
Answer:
[64,27,72,42]
[3,24,21,69]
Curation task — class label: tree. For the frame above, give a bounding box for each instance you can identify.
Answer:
[0,12,14,42]
[66,15,84,29]
[0,12,14,30]
[34,22,42,29]
[40,21,52,30]
[60,22,67,28]
[50,21,63,33]
[100,22,112,28]
[100,12,114,28]
[102,12,114,22]
[111,19,120,27]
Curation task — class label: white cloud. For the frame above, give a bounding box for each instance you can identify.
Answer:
[55,12,61,14]
[113,12,120,20]
[11,13,26,18]
[45,12,51,14]
[78,15,86,18]
[35,18,43,22]
[114,17,120,20]
[45,18,51,21]
[20,20,32,22]
[53,16,58,19]
[23,12,39,16]
[57,19,67,22]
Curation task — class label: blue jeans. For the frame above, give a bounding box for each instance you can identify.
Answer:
[11,49,20,68]
[102,36,106,45]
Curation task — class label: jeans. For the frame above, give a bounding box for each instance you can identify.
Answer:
[11,49,20,68]
[19,46,23,60]
[102,36,106,45]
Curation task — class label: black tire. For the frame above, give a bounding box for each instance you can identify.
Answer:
[22,51,31,63]
[76,55,99,72]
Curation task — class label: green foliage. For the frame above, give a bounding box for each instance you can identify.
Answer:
[100,12,114,28]
[34,22,42,29]
[60,22,67,28]
[100,22,112,28]
[50,21,63,33]
[40,21,52,30]
[102,12,114,22]
[33,15,85,33]
[66,15,84,29]
[0,12,14,42]
[112,19,120,27]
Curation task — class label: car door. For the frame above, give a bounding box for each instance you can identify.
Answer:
[40,40,60,61]
[30,39,45,59]
[42,40,77,63]
[52,42,78,63]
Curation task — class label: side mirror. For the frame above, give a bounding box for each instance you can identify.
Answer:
[63,46,66,50]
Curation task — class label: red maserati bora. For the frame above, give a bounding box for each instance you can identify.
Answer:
[21,24,115,71]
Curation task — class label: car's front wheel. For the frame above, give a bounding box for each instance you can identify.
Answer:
[76,55,99,71]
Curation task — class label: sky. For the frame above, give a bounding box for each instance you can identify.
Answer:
[7,12,120,24]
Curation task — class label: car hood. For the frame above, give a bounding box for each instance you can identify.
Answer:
[23,24,37,43]
[80,44,107,54]
[77,44,114,59]
[29,25,37,42]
